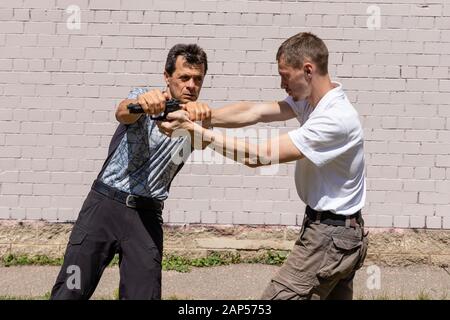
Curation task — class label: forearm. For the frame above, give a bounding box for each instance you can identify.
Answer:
[192,123,273,167]
[210,101,261,128]
[115,99,142,125]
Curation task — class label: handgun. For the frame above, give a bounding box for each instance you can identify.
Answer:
[127,99,181,121]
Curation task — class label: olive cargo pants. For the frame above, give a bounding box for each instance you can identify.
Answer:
[262,212,369,300]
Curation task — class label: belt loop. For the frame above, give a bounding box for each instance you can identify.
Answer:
[345,216,351,228]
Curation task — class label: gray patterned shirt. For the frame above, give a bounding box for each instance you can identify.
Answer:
[99,87,191,200]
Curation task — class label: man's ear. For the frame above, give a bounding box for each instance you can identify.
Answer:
[163,71,173,99]
[304,63,313,79]
[164,71,170,86]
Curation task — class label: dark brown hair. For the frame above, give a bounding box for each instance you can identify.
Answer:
[165,44,208,76]
[276,32,329,75]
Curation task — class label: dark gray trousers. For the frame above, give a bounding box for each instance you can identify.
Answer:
[50,189,163,300]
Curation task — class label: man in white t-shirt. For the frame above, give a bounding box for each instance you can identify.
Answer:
[159,32,369,300]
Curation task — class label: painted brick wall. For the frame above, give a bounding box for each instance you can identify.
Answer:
[0,0,449,229]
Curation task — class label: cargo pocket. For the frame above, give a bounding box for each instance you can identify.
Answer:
[262,279,301,300]
[69,224,88,246]
[317,235,362,279]
[262,268,318,300]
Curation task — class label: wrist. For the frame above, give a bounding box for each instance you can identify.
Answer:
[186,119,196,132]
[199,125,214,144]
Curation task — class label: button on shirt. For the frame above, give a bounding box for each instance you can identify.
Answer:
[286,82,366,215]
[99,88,191,200]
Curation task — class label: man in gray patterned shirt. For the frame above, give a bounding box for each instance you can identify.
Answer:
[50,44,211,300]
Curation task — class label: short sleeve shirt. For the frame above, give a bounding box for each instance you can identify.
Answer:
[286,82,366,215]
[98,88,191,200]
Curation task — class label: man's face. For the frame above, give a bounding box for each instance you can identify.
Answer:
[165,56,205,104]
[278,57,310,102]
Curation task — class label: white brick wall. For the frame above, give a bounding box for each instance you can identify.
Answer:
[0,0,449,228]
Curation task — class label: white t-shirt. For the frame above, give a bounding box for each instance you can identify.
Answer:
[286,82,366,215]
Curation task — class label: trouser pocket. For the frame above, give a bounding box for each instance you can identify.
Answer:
[317,233,362,280]
[68,224,88,245]
[261,268,318,300]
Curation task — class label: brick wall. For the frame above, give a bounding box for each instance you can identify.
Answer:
[0,0,449,229]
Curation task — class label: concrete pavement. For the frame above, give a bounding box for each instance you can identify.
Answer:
[0,264,449,300]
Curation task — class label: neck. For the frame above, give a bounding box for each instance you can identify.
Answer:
[308,75,334,107]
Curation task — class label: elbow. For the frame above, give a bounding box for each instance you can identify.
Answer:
[115,109,121,123]
[115,101,124,123]
[115,110,128,124]
[115,101,136,125]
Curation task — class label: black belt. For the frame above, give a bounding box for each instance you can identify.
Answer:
[92,179,163,211]
[305,206,361,227]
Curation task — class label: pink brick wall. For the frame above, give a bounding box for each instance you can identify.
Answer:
[0,0,449,229]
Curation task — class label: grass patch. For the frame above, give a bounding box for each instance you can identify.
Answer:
[260,250,288,265]
[370,292,391,300]
[109,255,120,267]
[113,288,119,300]
[162,250,288,272]
[417,290,432,300]
[0,291,51,300]
[1,250,288,271]
[2,254,63,267]
[163,255,192,272]
[0,295,28,300]
[163,251,241,272]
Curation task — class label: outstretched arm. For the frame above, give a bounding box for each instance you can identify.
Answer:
[210,100,296,128]
[203,129,303,167]
[159,111,303,166]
